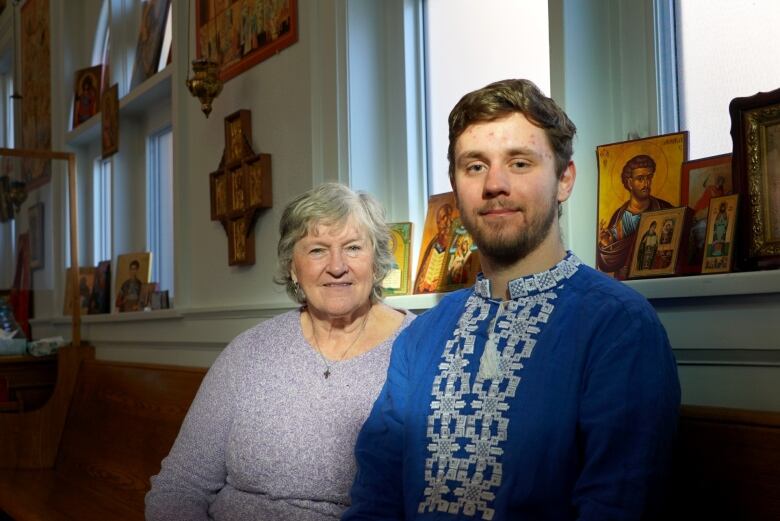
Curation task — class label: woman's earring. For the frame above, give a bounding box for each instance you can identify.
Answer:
[293,280,306,302]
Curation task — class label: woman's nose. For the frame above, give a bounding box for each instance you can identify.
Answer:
[326,250,347,274]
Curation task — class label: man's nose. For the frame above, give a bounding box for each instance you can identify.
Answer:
[483,165,511,196]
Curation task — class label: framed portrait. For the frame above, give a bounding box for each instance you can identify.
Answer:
[596,132,688,280]
[701,194,739,274]
[150,289,169,310]
[88,260,111,314]
[138,282,159,311]
[63,267,96,316]
[28,202,44,270]
[382,222,412,296]
[196,0,298,83]
[413,192,480,294]
[629,206,691,279]
[101,83,119,158]
[729,87,780,270]
[72,65,102,129]
[130,0,171,89]
[680,154,733,273]
[114,252,153,312]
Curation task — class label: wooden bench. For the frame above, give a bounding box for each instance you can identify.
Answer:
[0,354,57,413]
[666,405,780,520]
[0,351,205,520]
[0,347,778,519]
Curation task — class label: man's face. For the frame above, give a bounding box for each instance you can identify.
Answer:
[451,112,573,266]
[627,167,655,202]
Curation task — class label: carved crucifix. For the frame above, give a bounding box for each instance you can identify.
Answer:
[209,109,272,266]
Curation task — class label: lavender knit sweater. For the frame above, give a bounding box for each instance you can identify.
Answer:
[145,308,414,521]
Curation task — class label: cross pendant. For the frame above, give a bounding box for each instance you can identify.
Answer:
[324,368,331,379]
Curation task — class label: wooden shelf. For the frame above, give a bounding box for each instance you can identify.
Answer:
[385,268,780,311]
[120,65,172,115]
[624,269,780,299]
[64,65,173,147]
[65,114,100,146]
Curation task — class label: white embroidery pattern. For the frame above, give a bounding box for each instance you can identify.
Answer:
[418,255,580,520]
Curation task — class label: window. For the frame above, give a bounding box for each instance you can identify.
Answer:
[92,157,112,264]
[147,127,174,299]
[673,0,780,159]
[158,3,173,73]
[423,0,550,195]
[93,0,110,67]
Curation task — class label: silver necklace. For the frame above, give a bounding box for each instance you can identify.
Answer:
[309,310,370,379]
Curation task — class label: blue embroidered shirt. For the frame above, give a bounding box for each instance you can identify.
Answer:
[344,253,680,520]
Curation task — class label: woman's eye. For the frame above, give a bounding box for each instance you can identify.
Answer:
[309,247,326,256]
[345,244,363,256]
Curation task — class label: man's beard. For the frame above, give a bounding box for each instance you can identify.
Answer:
[458,196,558,268]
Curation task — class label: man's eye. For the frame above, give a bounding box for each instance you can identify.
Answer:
[466,163,486,174]
[511,160,530,169]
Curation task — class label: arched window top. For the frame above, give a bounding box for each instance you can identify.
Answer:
[92,0,110,67]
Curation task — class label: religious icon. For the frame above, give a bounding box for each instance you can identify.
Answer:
[628,206,690,279]
[680,154,732,273]
[596,132,687,279]
[114,252,153,312]
[210,110,271,266]
[413,192,480,294]
[63,267,96,316]
[73,65,102,128]
[701,194,739,274]
[382,222,412,296]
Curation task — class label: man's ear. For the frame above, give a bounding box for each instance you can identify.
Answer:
[557,161,576,203]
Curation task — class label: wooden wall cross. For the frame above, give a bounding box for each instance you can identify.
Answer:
[209,110,272,266]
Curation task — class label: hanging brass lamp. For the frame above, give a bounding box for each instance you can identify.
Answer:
[186,58,222,118]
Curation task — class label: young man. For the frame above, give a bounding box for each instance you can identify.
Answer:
[344,79,680,520]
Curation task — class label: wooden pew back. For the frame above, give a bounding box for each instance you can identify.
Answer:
[667,405,780,519]
[0,357,206,520]
[54,360,206,513]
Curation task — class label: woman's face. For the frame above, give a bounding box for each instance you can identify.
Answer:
[291,218,375,319]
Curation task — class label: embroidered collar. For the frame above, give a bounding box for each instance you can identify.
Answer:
[474,252,582,299]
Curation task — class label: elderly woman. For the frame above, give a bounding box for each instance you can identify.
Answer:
[146,183,413,520]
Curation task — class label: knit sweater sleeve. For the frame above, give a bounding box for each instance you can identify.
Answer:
[145,336,240,520]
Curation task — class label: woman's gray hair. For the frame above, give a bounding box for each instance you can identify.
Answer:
[274,183,394,304]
